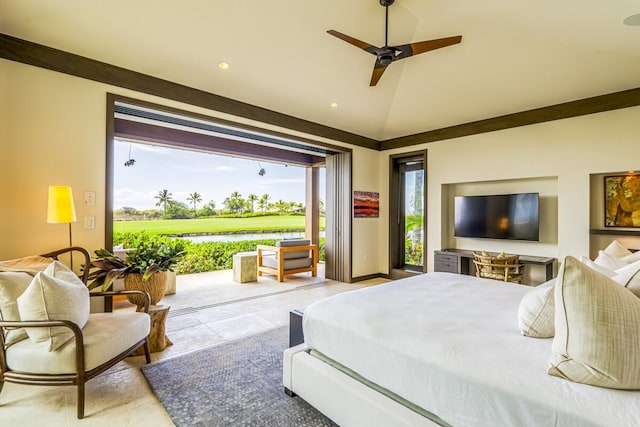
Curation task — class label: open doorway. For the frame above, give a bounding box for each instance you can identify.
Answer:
[105,95,351,283]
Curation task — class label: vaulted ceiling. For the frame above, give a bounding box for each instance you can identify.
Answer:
[2,0,640,146]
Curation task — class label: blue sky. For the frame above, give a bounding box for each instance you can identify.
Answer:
[113,140,324,210]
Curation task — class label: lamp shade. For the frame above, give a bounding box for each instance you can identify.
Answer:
[47,186,77,224]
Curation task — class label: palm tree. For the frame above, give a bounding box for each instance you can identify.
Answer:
[247,193,258,213]
[154,189,173,216]
[259,194,271,212]
[187,192,202,218]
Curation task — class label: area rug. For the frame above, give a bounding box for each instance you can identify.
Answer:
[141,327,336,427]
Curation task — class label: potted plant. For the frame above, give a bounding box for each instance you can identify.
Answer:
[88,242,185,309]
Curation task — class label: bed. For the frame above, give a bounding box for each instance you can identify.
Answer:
[282,272,640,427]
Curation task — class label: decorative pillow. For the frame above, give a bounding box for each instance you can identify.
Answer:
[548,256,640,389]
[612,260,640,298]
[517,279,556,338]
[0,272,33,346]
[17,262,89,351]
[621,250,640,264]
[602,240,632,259]
[593,250,626,271]
[579,256,615,277]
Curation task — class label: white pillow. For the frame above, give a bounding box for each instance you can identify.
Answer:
[612,259,640,298]
[0,272,33,346]
[548,256,640,389]
[517,279,555,338]
[621,250,640,264]
[17,262,89,351]
[579,256,615,277]
[594,250,626,271]
[602,240,632,259]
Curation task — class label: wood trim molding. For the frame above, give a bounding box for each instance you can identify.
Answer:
[2,33,639,152]
[0,33,378,150]
[380,88,640,150]
[114,118,325,166]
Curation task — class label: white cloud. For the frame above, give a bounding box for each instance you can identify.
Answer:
[215,166,236,171]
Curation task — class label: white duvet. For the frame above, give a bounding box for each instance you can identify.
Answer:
[303,273,640,427]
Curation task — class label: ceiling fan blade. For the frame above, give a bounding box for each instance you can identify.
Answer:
[370,61,389,86]
[327,30,379,55]
[393,35,462,60]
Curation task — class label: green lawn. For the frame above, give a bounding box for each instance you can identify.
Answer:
[113,215,325,235]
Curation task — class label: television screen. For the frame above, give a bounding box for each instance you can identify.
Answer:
[454,193,539,241]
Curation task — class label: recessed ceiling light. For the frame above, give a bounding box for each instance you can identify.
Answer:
[623,13,640,26]
[218,61,230,70]
[330,101,339,108]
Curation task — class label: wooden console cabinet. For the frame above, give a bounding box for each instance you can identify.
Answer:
[434,249,555,282]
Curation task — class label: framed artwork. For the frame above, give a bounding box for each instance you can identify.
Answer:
[604,175,640,228]
[353,191,379,218]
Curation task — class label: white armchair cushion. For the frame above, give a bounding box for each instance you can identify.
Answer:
[17,262,89,351]
[5,311,150,373]
[548,256,640,389]
[0,271,33,346]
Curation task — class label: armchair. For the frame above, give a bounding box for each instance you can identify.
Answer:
[0,247,151,419]
[256,239,318,282]
[472,251,525,284]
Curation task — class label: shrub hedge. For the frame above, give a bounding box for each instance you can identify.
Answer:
[113,231,325,275]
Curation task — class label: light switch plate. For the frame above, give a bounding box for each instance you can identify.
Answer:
[84,217,95,229]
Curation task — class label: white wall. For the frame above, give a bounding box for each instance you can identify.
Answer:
[381,105,640,274]
[3,58,638,280]
[0,59,382,278]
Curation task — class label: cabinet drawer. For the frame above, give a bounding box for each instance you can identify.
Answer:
[434,260,458,273]
[435,253,458,264]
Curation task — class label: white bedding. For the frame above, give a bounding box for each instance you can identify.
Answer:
[303,273,640,427]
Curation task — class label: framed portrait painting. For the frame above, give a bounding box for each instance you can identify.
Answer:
[604,175,640,228]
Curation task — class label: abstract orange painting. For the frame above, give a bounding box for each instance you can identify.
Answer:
[353,191,379,218]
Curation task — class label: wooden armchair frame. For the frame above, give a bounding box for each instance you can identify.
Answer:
[0,247,152,419]
[256,243,318,282]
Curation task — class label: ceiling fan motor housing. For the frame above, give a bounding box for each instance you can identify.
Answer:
[379,53,393,65]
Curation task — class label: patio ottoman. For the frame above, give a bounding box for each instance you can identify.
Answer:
[233,251,258,283]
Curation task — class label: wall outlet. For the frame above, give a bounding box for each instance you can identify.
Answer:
[84,217,95,229]
[84,191,96,206]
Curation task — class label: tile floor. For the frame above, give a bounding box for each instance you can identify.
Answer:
[0,266,388,426]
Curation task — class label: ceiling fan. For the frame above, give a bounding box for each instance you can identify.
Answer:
[327,0,462,86]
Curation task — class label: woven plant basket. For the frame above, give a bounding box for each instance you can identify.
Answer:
[124,271,168,309]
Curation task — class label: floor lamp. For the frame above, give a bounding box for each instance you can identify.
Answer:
[47,185,77,268]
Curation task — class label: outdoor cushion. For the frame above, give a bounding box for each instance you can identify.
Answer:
[276,239,312,260]
[5,311,150,374]
[261,255,312,270]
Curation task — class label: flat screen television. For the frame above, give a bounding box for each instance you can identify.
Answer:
[454,193,539,241]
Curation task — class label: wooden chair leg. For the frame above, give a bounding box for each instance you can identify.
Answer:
[77,381,85,419]
[143,339,151,363]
